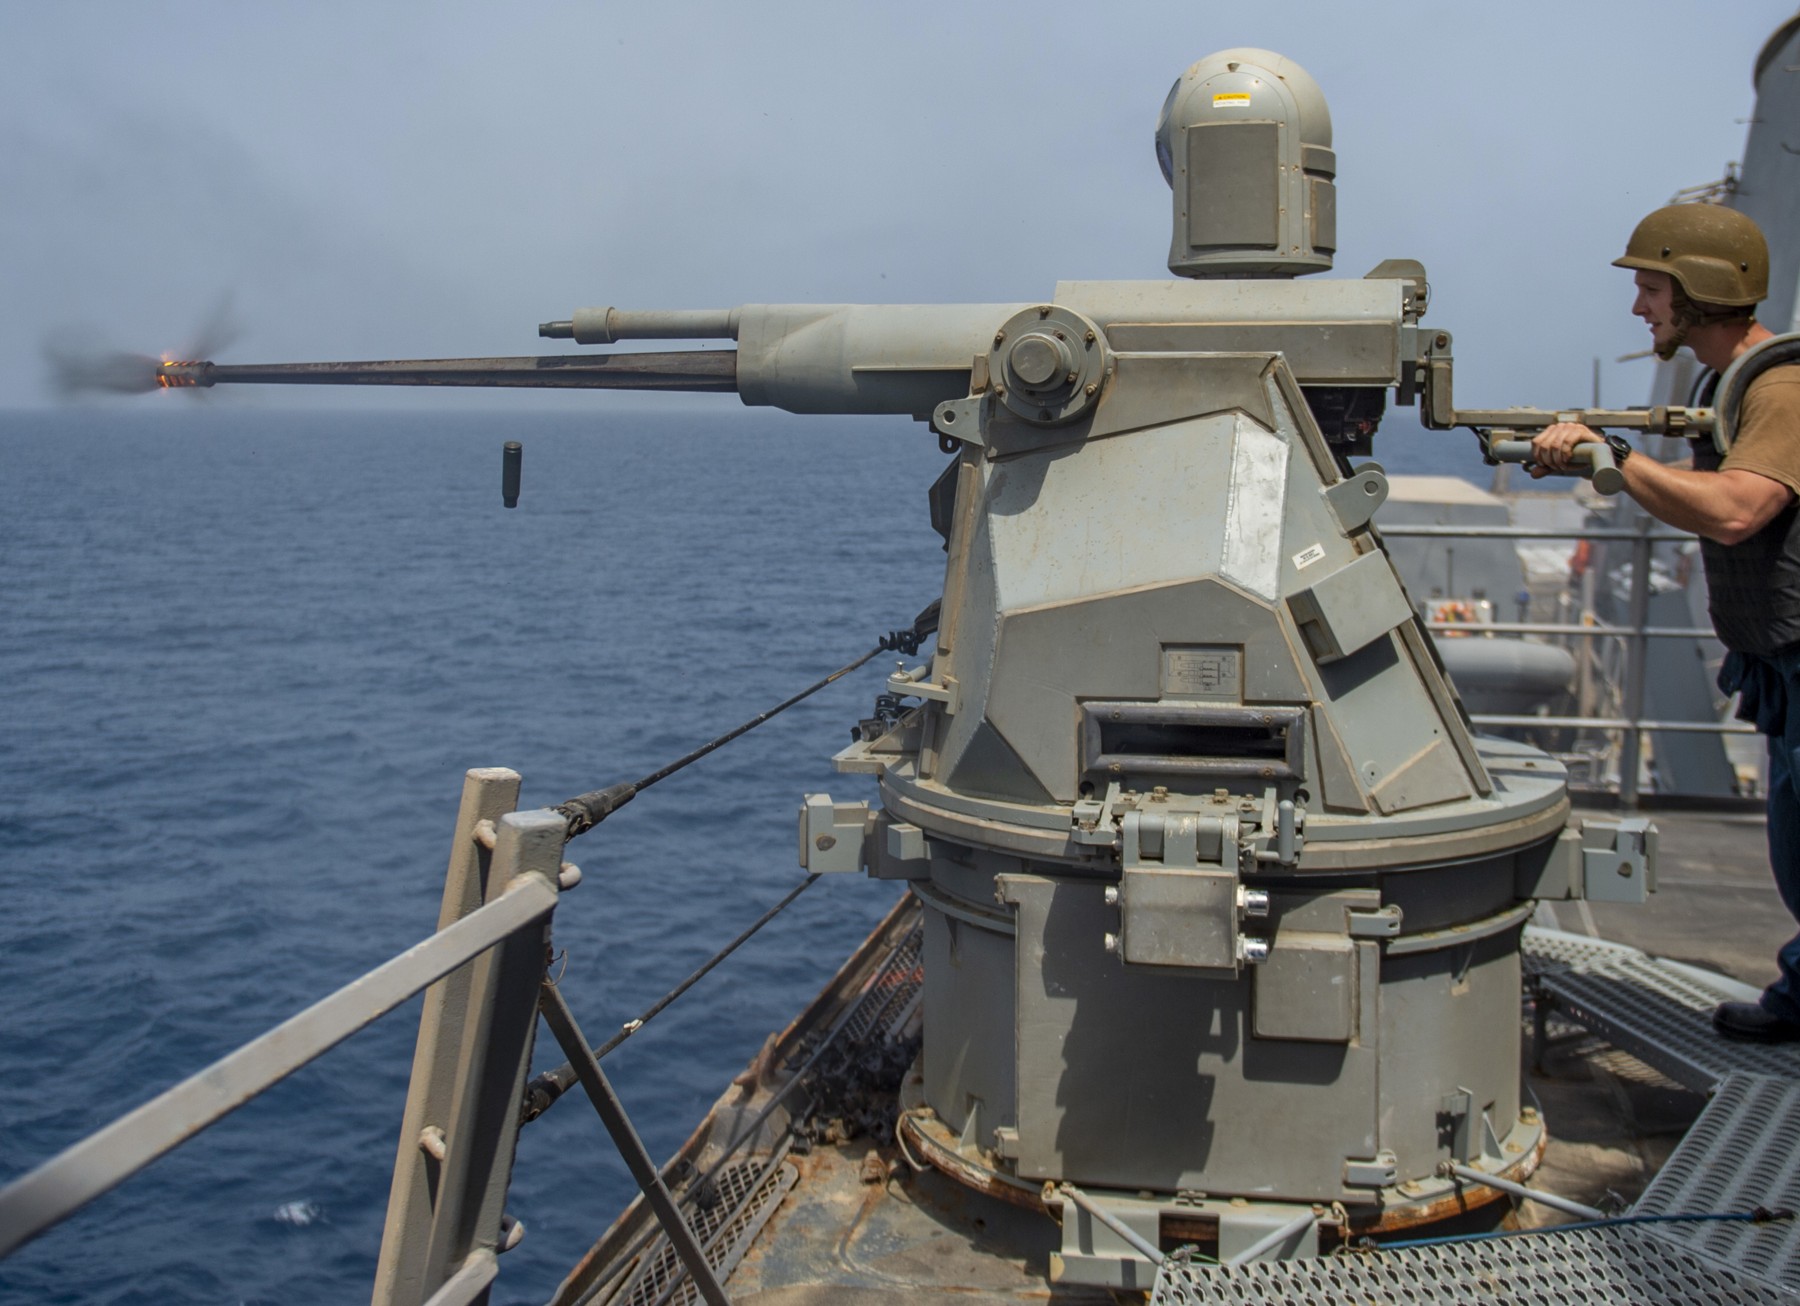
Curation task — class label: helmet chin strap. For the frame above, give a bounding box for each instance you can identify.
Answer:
[1659,288,1751,361]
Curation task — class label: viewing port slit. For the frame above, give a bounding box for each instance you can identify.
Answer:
[1080,703,1306,781]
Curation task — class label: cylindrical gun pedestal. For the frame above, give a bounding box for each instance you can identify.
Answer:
[881,736,1568,1275]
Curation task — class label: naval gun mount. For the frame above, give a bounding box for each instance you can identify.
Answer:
[535,280,1660,1279]
[785,286,1656,1281]
[527,294,1656,1279]
[143,49,1668,1283]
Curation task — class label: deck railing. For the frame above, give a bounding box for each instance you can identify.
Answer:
[1381,520,1756,809]
[0,767,731,1306]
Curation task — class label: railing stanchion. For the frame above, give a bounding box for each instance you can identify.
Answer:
[1618,521,1655,810]
[417,808,567,1302]
[374,768,523,1305]
[539,981,733,1306]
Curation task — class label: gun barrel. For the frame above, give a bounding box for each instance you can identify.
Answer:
[156,280,1437,417]
[155,351,738,392]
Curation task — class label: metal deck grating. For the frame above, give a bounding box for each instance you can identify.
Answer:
[1149,1226,1800,1304]
[1520,925,1643,977]
[605,1156,797,1306]
[1632,1072,1800,1289]
[839,923,922,1046]
[1539,955,1800,1091]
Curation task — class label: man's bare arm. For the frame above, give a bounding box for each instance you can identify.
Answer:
[1529,421,1794,544]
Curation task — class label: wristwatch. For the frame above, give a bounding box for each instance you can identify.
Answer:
[1602,434,1633,465]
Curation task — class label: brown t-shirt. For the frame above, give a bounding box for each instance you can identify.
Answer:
[1721,362,1800,493]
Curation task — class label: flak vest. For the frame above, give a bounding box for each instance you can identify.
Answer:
[1696,373,1800,656]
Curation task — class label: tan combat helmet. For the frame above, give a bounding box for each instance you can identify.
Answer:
[1614,204,1769,308]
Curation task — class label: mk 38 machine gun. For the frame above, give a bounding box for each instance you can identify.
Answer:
[144,48,1669,1281]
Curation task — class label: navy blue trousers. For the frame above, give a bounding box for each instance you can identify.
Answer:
[1723,648,1800,1021]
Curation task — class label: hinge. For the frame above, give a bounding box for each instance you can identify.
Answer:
[1110,801,1274,970]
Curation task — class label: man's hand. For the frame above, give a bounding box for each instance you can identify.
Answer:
[1522,420,1794,544]
[1528,422,1604,477]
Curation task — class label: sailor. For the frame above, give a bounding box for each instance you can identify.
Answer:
[1531,205,1800,1042]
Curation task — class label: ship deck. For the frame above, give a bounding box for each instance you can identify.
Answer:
[1523,803,1785,1217]
[557,802,1800,1305]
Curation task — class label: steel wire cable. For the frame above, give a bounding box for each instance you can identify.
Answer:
[555,598,937,840]
[553,646,883,839]
[521,873,822,1124]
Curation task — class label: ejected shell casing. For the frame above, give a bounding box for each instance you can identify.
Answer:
[502,441,522,508]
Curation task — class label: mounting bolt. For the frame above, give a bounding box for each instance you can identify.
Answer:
[1102,932,1119,954]
[1103,885,1119,906]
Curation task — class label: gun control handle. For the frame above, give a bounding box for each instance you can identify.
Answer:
[1486,438,1623,497]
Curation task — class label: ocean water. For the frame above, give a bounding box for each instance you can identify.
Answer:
[0,402,1484,1305]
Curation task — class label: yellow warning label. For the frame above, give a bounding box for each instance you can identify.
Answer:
[1213,92,1252,107]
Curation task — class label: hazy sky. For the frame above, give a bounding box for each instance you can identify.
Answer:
[2,1,1794,412]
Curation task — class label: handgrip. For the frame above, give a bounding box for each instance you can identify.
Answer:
[1486,438,1623,496]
